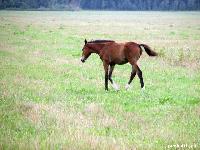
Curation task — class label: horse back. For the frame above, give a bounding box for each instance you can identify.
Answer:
[101,42,127,64]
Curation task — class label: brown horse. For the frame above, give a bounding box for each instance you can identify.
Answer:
[80,39,157,91]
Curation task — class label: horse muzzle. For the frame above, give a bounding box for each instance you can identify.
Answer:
[80,56,86,63]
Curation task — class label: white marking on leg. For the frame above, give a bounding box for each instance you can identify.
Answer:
[125,84,131,90]
[111,81,120,91]
[141,85,145,92]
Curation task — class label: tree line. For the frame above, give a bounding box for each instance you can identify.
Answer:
[0,0,199,10]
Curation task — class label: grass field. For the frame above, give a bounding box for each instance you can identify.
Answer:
[0,11,200,150]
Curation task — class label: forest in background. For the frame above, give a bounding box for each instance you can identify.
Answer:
[0,0,200,10]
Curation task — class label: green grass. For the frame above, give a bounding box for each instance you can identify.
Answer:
[0,11,200,150]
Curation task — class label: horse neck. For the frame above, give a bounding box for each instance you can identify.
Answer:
[87,43,105,54]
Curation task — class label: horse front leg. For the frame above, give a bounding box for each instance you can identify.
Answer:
[109,65,119,91]
[103,61,109,91]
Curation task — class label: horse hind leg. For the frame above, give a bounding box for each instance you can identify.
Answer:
[136,65,145,90]
[126,58,144,90]
[109,65,119,91]
[125,65,136,90]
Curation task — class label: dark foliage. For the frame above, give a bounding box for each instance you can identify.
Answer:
[0,0,199,10]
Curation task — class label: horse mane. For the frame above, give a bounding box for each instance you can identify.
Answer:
[88,40,115,44]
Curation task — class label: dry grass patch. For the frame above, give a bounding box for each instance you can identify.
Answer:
[20,102,118,129]
[0,43,16,53]
[83,102,118,128]
[18,102,130,149]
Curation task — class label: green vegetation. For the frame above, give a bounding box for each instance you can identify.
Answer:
[0,11,200,150]
[1,0,200,10]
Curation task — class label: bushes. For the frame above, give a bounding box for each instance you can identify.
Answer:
[0,0,200,10]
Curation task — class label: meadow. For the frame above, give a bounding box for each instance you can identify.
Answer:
[0,11,200,150]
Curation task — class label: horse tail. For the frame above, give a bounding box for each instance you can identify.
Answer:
[139,44,158,56]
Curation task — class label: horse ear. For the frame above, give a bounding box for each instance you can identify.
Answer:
[84,39,87,45]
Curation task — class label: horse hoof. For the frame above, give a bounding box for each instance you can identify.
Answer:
[141,86,145,91]
[115,88,120,91]
[112,82,120,91]
[125,84,131,90]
